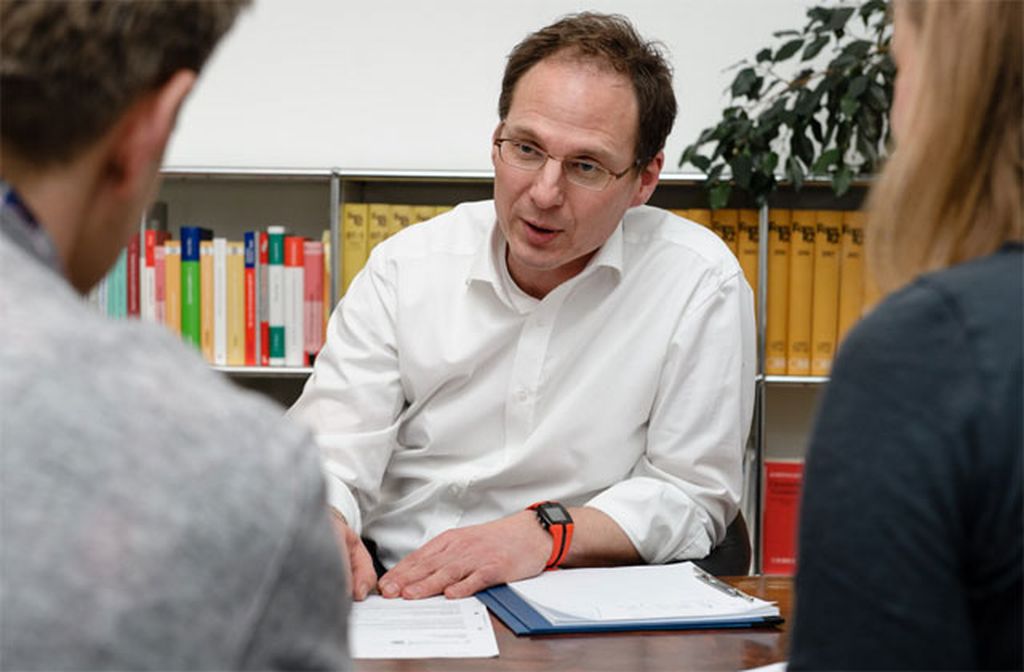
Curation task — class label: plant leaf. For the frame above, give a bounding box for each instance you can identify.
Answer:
[802,35,830,61]
[827,7,856,33]
[731,67,759,98]
[774,38,804,62]
[832,165,853,196]
[709,182,732,210]
[786,156,805,191]
[730,152,753,189]
[812,148,841,174]
[756,48,773,63]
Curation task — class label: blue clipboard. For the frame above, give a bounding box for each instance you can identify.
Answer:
[477,584,784,636]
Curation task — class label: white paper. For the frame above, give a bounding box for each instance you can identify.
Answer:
[508,562,779,625]
[349,595,499,659]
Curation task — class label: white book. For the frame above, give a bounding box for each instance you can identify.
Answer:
[284,239,305,367]
[213,237,227,366]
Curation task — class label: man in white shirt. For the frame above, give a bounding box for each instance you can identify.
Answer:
[290,12,755,601]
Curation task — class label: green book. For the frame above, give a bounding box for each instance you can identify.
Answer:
[180,226,212,349]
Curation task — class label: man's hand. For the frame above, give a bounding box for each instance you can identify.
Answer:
[378,510,551,600]
[330,510,378,601]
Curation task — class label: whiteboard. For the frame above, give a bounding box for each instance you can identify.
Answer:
[166,0,810,173]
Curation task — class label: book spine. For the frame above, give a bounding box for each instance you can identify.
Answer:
[142,230,156,322]
[389,204,413,235]
[341,204,368,295]
[154,244,166,325]
[127,233,140,318]
[179,226,205,349]
[200,240,215,363]
[684,208,712,228]
[244,232,257,367]
[736,209,760,309]
[226,241,245,366]
[810,211,842,376]
[837,210,866,345]
[762,460,805,576]
[367,203,390,255]
[321,229,332,336]
[765,209,791,375]
[268,226,286,366]
[284,236,305,367]
[411,205,436,225]
[213,237,227,366]
[163,241,181,334]
[710,208,739,257]
[259,231,270,366]
[304,240,324,365]
[786,211,815,376]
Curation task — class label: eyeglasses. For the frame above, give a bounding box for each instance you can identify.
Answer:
[493,138,634,191]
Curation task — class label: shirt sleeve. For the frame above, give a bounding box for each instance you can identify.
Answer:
[585,268,755,564]
[287,250,404,535]
[788,282,979,670]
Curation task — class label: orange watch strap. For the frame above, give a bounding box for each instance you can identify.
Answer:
[528,501,574,570]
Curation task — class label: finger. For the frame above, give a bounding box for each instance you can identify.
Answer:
[401,563,468,600]
[379,542,449,597]
[443,569,495,600]
[348,538,377,601]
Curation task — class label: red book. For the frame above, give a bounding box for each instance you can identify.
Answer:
[259,231,270,367]
[762,460,805,575]
[303,240,324,365]
[244,232,257,366]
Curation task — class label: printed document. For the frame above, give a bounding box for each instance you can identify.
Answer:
[350,595,499,659]
[508,562,779,625]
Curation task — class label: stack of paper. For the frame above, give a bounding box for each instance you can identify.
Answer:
[478,562,781,635]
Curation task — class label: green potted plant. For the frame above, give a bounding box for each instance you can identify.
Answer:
[680,0,894,208]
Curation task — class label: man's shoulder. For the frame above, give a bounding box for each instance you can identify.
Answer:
[372,200,495,261]
[621,205,743,279]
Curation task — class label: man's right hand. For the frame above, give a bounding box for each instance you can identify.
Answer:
[330,510,377,601]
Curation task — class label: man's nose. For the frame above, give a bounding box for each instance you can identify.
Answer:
[529,157,566,209]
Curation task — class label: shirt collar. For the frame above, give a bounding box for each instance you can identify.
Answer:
[0,180,64,275]
[466,213,626,294]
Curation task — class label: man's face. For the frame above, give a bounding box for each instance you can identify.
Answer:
[492,56,660,298]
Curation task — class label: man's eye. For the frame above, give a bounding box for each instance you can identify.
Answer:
[569,160,600,174]
[514,142,540,157]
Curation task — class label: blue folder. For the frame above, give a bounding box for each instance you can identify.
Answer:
[477,584,784,636]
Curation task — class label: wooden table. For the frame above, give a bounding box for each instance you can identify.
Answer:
[355,575,792,672]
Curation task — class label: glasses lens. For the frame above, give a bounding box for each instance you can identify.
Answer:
[564,161,610,190]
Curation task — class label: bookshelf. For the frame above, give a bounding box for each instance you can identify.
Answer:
[138,166,867,572]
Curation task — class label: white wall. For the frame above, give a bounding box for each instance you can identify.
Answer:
[166,0,811,172]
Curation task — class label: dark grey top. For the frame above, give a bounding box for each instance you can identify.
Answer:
[0,187,352,671]
[790,244,1023,670]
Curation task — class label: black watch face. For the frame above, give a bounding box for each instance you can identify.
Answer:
[540,503,571,524]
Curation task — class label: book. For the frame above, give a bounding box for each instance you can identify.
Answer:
[837,210,866,345]
[268,226,286,366]
[140,202,168,322]
[810,211,842,376]
[304,240,325,366]
[212,238,227,366]
[199,240,214,363]
[154,244,166,325]
[762,460,805,576]
[126,233,140,318]
[684,208,712,228]
[411,205,436,225]
[284,236,305,367]
[179,226,212,350]
[388,204,413,236]
[478,563,781,635]
[163,240,181,334]
[259,231,270,366]
[710,209,739,256]
[367,203,390,255]
[226,241,245,366]
[434,205,453,216]
[244,232,258,366]
[736,209,760,308]
[765,209,791,375]
[786,211,815,376]
[321,229,332,337]
[341,204,368,295]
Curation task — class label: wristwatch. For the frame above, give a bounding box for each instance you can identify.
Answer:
[527,501,574,570]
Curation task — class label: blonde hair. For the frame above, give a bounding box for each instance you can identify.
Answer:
[866,0,1022,293]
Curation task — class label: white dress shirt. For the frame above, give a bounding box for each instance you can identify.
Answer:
[289,200,755,569]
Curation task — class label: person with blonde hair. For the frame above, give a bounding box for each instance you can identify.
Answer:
[790,1,1022,669]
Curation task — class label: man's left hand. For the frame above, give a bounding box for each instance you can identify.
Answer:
[378,510,551,599]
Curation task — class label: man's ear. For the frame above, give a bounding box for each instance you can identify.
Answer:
[630,150,664,207]
[104,70,196,197]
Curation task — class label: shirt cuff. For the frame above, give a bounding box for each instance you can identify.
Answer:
[324,469,362,536]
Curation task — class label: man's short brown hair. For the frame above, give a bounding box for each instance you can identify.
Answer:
[1,0,250,167]
[498,12,677,170]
